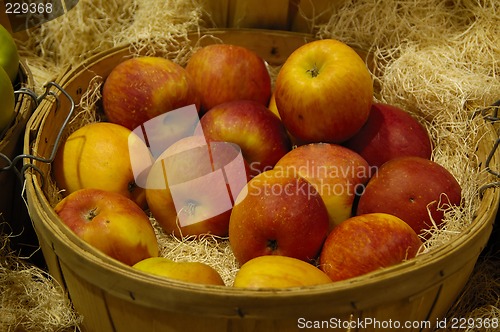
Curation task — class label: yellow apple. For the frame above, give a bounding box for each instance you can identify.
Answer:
[53,122,149,208]
[233,255,332,289]
[133,257,225,286]
[54,188,159,266]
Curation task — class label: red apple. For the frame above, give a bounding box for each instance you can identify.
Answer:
[54,188,159,266]
[344,103,433,168]
[275,143,371,230]
[319,213,422,281]
[356,156,462,236]
[145,135,250,238]
[198,100,292,175]
[274,39,373,143]
[102,56,200,130]
[229,169,330,265]
[185,44,272,112]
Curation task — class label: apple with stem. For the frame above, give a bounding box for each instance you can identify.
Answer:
[274,39,373,143]
[229,168,329,265]
[54,188,159,266]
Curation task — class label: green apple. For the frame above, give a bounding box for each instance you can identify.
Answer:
[0,24,20,83]
[0,66,15,133]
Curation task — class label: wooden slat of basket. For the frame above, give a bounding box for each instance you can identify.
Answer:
[201,0,347,33]
[228,0,291,30]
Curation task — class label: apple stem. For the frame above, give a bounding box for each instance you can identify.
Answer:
[85,207,98,222]
[267,239,278,251]
[306,64,320,78]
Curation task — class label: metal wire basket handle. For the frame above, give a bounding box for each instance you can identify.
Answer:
[478,99,500,197]
[0,81,75,185]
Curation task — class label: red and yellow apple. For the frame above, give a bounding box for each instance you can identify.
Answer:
[268,93,305,147]
[53,122,148,208]
[54,188,159,266]
[275,143,371,230]
[344,103,433,168]
[274,39,373,143]
[0,24,20,82]
[0,66,14,132]
[233,255,332,289]
[356,156,462,236]
[198,100,292,175]
[319,213,422,281]
[145,135,250,238]
[133,257,225,286]
[185,44,272,112]
[229,169,330,265]
[102,56,200,130]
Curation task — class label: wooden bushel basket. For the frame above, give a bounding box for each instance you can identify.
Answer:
[24,30,499,332]
[0,60,35,231]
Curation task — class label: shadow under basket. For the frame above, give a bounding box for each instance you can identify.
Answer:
[23,29,499,332]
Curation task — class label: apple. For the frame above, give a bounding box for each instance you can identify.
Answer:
[344,103,433,168]
[275,143,371,230]
[185,44,272,112]
[0,66,14,133]
[198,100,292,175]
[102,56,200,130]
[133,257,225,286]
[356,156,462,236]
[0,24,20,82]
[319,213,423,281]
[274,38,373,143]
[268,93,305,147]
[53,122,149,209]
[233,255,332,289]
[145,135,250,238]
[229,169,330,265]
[54,188,159,266]
[267,92,280,119]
